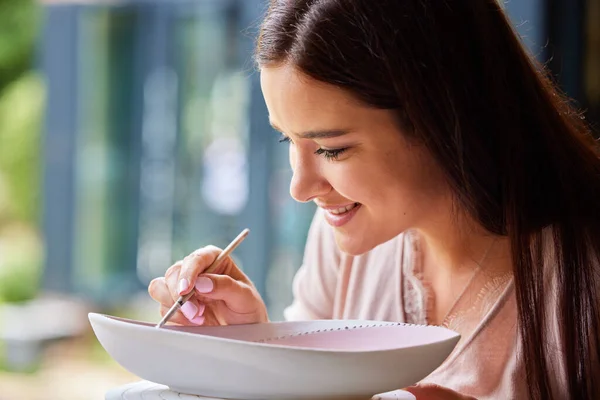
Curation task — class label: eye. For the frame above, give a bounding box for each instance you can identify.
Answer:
[314,147,348,161]
[278,134,291,144]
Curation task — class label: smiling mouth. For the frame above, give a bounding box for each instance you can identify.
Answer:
[327,203,360,215]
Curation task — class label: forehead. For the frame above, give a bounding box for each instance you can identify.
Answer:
[259,64,371,131]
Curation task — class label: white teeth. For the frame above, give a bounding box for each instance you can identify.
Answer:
[329,203,358,215]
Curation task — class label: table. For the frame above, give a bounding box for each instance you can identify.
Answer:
[106,381,417,400]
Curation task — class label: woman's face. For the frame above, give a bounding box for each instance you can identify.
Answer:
[260,65,451,255]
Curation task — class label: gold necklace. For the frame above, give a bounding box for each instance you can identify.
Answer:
[439,238,496,327]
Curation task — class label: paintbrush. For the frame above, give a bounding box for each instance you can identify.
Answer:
[155,228,250,328]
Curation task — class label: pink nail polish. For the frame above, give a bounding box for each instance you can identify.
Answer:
[181,302,198,320]
[195,277,214,293]
[178,278,189,295]
[197,303,206,316]
[191,315,205,325]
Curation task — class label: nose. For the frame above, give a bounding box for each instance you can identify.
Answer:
[289,148,331,203]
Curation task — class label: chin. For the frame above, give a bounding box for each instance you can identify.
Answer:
[333,229,381,256]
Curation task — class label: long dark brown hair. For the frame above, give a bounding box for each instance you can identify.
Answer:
[255,0,600,399]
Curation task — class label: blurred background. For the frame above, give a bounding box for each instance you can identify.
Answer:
[0,0,597,398]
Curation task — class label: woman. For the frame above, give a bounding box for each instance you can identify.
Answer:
[148,0,600,399]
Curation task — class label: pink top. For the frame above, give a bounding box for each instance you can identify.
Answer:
[284,209,571,399]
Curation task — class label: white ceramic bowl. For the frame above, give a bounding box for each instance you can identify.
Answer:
[89,313,459,400]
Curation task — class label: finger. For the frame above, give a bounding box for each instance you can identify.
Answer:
[165,262,183,302]
[404,384,476,400]
[159,304,204,326]
[165,260,183,276]
[194,274,260,314]
[148,277,173,306]
[163,263,208,324]
[179,299,206,325]
[199,307,222,327]
[178,246,223,295]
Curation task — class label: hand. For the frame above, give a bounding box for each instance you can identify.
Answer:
[148,245,269,326]
[404,384,477,400]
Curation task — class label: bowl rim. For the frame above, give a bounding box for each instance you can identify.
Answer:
[88,312,461,355]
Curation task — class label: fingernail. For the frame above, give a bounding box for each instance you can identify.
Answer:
[191,315,205,325]
[178,278,189,295]
[195,277,214,293]
[181,302,198,320]
[197,303,206,316]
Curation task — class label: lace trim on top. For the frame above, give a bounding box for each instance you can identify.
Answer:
[401,230,513,328]
[402,231,432,325]
[443,272,513,331]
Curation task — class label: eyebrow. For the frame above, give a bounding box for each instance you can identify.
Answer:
[270,121,351,139]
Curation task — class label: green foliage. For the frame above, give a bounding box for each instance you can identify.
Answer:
[0,0,39,93]
[0,72,45,225]
[0,227,42,303]
[0,0,44,304]
[0,73,45,304]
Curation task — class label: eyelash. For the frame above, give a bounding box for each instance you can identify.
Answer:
[278,135,348,161]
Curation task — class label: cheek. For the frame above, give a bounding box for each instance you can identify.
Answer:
[323,162,380,201]
[326,154,421,209]
[378,150,449,216]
